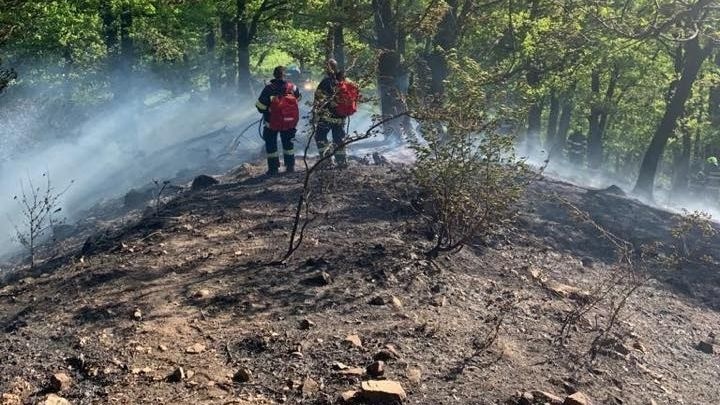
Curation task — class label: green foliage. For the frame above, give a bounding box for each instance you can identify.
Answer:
[1,0,720,201]
[410,56,531,257]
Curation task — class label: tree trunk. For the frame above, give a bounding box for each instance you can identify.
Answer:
[206,23,221,95]
[672,123,693,196]
[426,0,459,99]
[586,70,602,169]
[237,33,251,94]
[546,90,560,148]
[100,0,119,98]
[115,4,134,102]
[633,36,712,198]
[553,84,575,158]
[333,22,345,69]
[236,0,252,95]
[524,66,543,151]
[710,52,720,127]
[119,5,133,75]
[587,65,619,169]
[220,15,237,89]
[324,24,335,61]
[693,118,703,160]
[373,0,408,138]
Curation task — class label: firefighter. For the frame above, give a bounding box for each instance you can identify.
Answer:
[256,66,301,175]
[313,60,359,168]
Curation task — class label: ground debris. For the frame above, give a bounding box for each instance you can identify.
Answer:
[361,380,407,402]
[563,392,593,405]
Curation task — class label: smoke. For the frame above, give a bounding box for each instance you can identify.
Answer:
[522,136,720,222]
[0,74,265,259]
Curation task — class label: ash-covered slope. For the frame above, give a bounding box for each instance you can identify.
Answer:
[0,163,718,405]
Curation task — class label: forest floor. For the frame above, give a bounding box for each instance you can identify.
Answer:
[0,157,719,405]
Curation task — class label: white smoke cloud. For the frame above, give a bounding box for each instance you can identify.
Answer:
[0,77,264,259]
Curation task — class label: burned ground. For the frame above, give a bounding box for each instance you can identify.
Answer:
[0,162,719,404]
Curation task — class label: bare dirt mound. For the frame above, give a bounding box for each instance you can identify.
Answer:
[0,164,719,404]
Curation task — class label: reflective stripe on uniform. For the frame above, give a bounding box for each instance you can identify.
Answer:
[256,101,268,110]
[266,151,279,158]
[283,149,295,155]
[321,116,344,125]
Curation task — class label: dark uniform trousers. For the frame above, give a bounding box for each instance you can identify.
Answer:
[315,118,347,166]
[263,127,296,174]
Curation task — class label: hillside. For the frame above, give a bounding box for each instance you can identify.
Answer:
[0,160,719,405]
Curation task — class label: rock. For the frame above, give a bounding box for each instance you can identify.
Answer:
[598,337,631,358]
[339,367,365,377]
[191,175,218,191]
[564,392,592,405]
[231,163,254,178]
[632,341,646,353]
[131,366,152,375]
[344,334,362,348]
[563,381,578,395]
[546,282,591,302]
[531,390,564,404]
[42,395,71,405]
[158,344,168,352]
[133,309,142,320]
[339,390,360,403]
[366,361,385,377]
[299,319,316,330]
[301,377,319,396]
[390,296,403,309]
[602,185,625,196]
[332,362,349,370]
[233,368,252,383]
[168,367,186,383]
[406,368,422,384]
[369,296,387,306]
[431,296,447,307]
[519,392,534,405]
[5,377,32,399]
[374,348,399,361]
[305,272,332,286]
[696,340,714,354]
[1,394,21,405]
[581,257,593,268]
[185,343,206,354]
[50,373,71,392]
[194,289,211,298]
[361,380,407,402]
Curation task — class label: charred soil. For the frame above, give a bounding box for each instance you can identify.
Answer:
[0,162,719,404]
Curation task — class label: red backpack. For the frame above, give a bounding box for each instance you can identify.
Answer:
[268,82,299,131]
[334,80,359,118]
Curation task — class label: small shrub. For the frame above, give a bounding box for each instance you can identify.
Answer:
[409,57,531,258]
[12,172,72,268]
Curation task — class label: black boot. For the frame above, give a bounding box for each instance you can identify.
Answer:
[284,154,295,173]
[335,151,348,169]
[266,157,280,176]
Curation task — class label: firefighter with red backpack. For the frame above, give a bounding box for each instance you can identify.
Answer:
[255,66,301,175]
[313,59,360,168]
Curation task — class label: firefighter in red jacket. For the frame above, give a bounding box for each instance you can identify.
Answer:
[313,59,359,168]
[256,66,302,175]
